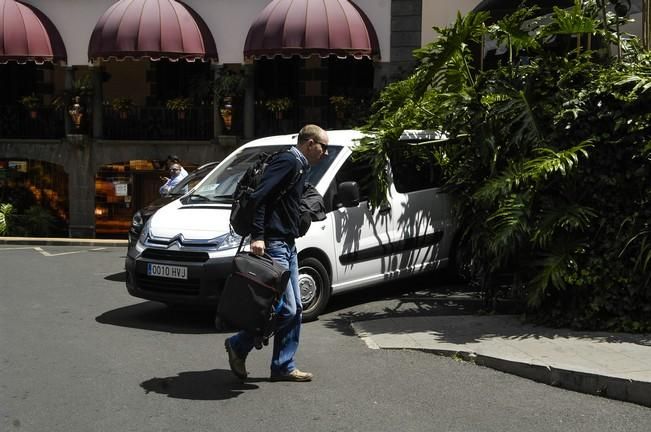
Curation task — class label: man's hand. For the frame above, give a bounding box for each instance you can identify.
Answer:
[250,240,265,256]
[160,176,169,182]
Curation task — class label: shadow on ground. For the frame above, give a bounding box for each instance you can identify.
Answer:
[141,369,265,400]
[104,271,126,282]
[96,301,219,334]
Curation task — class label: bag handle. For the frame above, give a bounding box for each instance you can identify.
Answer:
[236,236,275,266]
[237,235,246,253]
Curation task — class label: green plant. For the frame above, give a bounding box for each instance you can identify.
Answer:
[329,96,354,118]
[165,97,193,111]
[264,97,292,114]
[0,203,13,235]
[19,95,40,110]
[110,97,134,112]
[213,69,246,102]
[72,73,93,96]
[356,2,651,331]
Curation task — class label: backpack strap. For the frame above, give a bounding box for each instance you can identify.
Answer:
[235,150,304,252]
[278,150,304,196]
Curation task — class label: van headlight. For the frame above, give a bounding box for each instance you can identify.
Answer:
[215,232,242,251]
[135,220,151,252]
[131,211,143,231]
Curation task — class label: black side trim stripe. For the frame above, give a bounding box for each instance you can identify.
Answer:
[339,231,444,265]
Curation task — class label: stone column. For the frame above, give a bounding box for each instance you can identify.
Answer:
[243,63,255,140]
[212,64,223,138]
[66,136,96,238]
[64,67,74,135]
[91,65,103,139]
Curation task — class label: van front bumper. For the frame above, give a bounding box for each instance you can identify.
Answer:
[125,247,233,306]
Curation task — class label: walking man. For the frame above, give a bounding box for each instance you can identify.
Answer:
[225,124,329,382]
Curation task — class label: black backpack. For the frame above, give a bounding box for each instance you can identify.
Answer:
[229,150,302,237]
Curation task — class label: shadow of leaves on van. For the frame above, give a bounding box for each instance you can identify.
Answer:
[96,301,218,334]
[141,369,262,400]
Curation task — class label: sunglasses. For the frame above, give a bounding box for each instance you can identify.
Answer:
[313,139,328,152]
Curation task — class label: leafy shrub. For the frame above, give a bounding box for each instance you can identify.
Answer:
[357,2,651,331]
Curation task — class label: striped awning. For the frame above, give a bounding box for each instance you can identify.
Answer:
[244,0,380,61]
[0,0,67,64]
[88,0,218,62]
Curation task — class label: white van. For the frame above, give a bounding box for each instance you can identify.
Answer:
[125,130,457,321]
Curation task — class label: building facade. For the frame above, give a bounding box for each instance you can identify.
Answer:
[0,0,644,238]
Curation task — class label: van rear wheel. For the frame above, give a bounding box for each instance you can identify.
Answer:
[298,257,331,322]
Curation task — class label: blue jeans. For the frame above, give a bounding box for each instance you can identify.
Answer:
[227,240,302,375]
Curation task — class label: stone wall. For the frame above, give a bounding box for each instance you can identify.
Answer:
[0,136,238,237]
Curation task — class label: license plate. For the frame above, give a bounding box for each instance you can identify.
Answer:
[146,263,188,280]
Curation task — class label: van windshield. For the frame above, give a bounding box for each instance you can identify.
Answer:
[186,145,342,203]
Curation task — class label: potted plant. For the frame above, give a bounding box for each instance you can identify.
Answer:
[111,97,134,119]
[166,97,193,119]
[213,69,245,133]
[72,73,93,97]
[264,97,292,120]
[329,96,354,120]
[20,95,40,119]
[214,69,245,102]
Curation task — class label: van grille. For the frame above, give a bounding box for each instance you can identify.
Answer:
[136,274,200,296]
[141,249,209,262]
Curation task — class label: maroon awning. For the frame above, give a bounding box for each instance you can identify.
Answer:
[88,0,218,62]
[244,0,380,61]
[0,0,67,64]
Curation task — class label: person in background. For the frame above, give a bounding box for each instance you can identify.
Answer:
[224,124,329,382]
[166,155,188,177]
[159,163,186,196]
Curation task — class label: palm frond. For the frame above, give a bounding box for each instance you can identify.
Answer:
[543,1,599,36]
[489,89,543,150]
[413,11,489,96]
[615,74,651,94]
[528,239,583,307]
[532,201,598,248]
[474,163,526,204]
[523,141,593,181]
[485,193,531,263]
[620,229,651,273]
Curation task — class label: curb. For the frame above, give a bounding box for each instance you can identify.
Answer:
[395,347,651,408]
[0,237,128,247]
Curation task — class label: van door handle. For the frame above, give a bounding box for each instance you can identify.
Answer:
[378,204,391,215]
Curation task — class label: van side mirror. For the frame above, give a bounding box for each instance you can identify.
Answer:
[337,181,360,207]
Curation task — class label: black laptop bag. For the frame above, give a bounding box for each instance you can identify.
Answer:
[217,252,290,340]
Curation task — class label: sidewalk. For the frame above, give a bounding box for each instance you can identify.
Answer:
[0,236,127,247]
[352,314,651,408]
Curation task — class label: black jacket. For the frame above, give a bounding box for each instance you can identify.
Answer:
[298,183,326,236]
[250,148,308,242]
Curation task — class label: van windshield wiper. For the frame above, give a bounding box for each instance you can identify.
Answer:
[186,194,212,202]
[212,194,234,201]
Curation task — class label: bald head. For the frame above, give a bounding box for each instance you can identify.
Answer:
[296,124,329,166]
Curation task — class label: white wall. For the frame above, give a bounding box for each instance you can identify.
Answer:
[421,0,480,46]
[23,0,392,66]
[421,0,644,47]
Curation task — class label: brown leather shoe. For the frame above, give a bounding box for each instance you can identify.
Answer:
[224,339,248,379]
[270,369,313,382]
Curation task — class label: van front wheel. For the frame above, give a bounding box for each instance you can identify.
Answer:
[298,257,331,322]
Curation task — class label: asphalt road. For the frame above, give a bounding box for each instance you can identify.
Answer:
[2,245,650,432]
